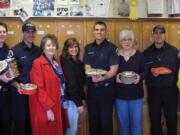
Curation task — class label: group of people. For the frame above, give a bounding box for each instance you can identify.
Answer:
[0,20,179,135]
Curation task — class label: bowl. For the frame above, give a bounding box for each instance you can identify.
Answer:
[119,71,137,84]
[20,83,37,95]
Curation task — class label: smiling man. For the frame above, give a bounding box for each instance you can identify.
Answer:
[83,21,119,135]
[10,22,42,135]
[144,25,180,135]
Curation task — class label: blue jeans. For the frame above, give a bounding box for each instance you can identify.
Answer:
[64,100,79,135]
[115,98,143,135]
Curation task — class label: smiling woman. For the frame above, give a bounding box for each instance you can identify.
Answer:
[115,29,147,135]
[60,37,86,135]
[29,34,63,135]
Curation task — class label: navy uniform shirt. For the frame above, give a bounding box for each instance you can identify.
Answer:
[83,39,119,83]
[11,41,42,83]
[0,43,10,87]
[0,43,9,60]
[144,41,180,88]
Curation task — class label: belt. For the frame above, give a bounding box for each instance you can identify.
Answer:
[0,85,9,92]
[90,82,110,87]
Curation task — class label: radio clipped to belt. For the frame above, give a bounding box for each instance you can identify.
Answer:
[0,85,9,92]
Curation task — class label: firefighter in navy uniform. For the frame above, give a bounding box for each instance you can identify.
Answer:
[0,22,13,135]
[10,22,41,135]
[83,21,119,135]
[144,25,180,135]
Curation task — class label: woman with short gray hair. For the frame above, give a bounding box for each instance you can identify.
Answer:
[119,29,135,44]
[115,29,147,135]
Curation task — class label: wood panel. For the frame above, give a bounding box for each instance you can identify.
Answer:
[1,18,22,48]
[168,22,180,49]
[56,20,85,59]
[30,19,57,46]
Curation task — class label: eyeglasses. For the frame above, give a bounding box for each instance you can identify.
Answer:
[0,30,7,34]
[121,38,132,42]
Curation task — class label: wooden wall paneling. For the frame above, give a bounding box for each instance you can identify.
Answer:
[143,84,151,135]
[77,103,90,135]
[85,20,115,46]
[1,19,22,48]
[142,21,168,50]
[30,19,57,47]
[115,21,142,51]
[56,20,85,59]
[167,22,180,49]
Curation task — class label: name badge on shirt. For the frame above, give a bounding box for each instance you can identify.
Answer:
[88,51,94,55]
[20,56,27,59]
[146,61,154,65]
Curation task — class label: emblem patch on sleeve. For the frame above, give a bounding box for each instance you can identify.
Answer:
[178,52,180,59]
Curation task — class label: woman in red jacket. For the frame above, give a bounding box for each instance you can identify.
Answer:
[29,34,63,135]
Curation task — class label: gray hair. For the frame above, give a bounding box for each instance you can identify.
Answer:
[119,30,135,43]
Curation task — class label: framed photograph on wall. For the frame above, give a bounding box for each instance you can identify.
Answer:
[147,0,164,14]
[70,4,83,16]
[69,0,79,5]
[33,0,55,16]
[57,7,68,16]
[168,0,180,14]
[0,0,10,16]
[94,0,111,16]
[0,0,10,8]
[57,0,68,5]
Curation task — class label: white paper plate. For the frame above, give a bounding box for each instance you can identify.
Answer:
[85,68,107,76]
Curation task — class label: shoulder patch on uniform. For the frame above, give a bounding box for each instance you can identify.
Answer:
[178,52,180,59]
[7,50,14,58]
[116,48,120,56]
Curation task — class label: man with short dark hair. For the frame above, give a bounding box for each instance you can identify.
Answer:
[83,21,119,135]
[144,24,180,135]
[11,22,41,135]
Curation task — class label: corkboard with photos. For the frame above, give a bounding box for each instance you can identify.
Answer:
[0,0,180,21]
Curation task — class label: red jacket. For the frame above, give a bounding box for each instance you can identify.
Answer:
[29,55,63,135]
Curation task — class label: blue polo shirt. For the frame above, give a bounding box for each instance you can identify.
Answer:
[83,39,119,83]
[11,41,42,83]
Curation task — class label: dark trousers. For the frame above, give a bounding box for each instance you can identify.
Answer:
[11,88,31,135]
[87,83,114,135]
[0,91,11,135]
[148,86,178,135]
